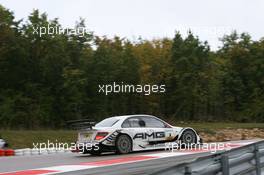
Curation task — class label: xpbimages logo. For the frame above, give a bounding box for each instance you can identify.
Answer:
[32,24,89,37]
[98,82,166,95]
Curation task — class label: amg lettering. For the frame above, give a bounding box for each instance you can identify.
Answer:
[133,132,165,140]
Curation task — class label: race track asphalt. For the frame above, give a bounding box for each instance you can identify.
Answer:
[0,150,210,174]
[0,140,259,175]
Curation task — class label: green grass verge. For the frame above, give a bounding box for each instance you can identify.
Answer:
[0,130,76,149]
[178,122,264,130]
[1,122,264,149]
[178,122,264,135]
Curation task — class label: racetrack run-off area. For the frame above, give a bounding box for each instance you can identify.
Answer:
[0,140,256,175]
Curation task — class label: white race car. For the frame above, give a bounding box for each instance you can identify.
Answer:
[75,115,202,155]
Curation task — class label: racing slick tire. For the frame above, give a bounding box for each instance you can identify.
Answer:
[180,129,197,148]
[116,134,132,154]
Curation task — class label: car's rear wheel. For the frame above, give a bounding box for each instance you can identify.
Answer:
[180,129,197,148]
[116,134,132,154]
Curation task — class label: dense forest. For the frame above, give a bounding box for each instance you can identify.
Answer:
[1,5,264,129]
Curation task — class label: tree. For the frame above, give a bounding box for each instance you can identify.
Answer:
[165,32,212,121]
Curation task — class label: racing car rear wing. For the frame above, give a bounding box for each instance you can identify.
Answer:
[67,119,96,130]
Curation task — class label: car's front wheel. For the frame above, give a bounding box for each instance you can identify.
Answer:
[180,129,197,148]
[116,134,132,154]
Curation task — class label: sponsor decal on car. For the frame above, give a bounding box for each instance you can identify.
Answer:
[133,132,165,140]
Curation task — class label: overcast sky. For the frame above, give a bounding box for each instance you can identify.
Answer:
[1,0,263,50]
